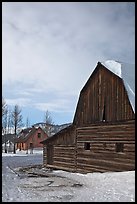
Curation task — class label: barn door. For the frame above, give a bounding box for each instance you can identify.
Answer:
[47,145,53,165]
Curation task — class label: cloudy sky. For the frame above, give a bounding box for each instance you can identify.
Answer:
[2,2,135,126]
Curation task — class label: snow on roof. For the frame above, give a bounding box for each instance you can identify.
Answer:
[101,60,135,113]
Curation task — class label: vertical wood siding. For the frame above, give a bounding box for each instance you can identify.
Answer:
[73,65,134,126]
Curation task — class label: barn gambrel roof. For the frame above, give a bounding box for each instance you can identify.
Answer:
[101,60,135,113]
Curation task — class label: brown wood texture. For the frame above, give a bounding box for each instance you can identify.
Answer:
[43,144,76,171]
[73,64,134,126]
[43,126,77,172]
[42,62,135,173]
[76,120,135,173]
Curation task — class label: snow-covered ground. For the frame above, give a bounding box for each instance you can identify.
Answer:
[2,152,135,202]
[2,148,43,156]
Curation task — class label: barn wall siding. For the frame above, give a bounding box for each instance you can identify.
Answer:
[43,145,47,166]
[43,144,76,171]
[73,66,134,126]
[52,145,76,171]
[43,126,77,172]
[43,120,134,173]
[76,120,135,173]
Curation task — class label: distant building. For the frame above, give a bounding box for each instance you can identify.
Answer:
[15,126,48,152]
[33,122,72,136]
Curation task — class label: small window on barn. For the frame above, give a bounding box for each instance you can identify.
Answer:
[115,143,124,153]
[38,133,41,138]
[84,142,90,150]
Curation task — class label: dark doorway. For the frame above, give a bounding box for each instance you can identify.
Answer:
[47,145,54,165]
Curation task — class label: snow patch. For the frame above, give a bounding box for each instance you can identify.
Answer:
[101,60,122,78]
[2,148,43,157]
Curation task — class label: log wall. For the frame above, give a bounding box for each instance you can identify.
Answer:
[43,125,76,172]
[76,120,135,173]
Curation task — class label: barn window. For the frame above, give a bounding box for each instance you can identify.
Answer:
[115,143,124,152]
[84,142,90,150]
[38,133,41,138]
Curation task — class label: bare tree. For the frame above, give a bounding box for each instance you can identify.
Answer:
[7,108,12,134]
[2,97,8,135]
[2,97,7,117]
[26,117,30,128]
[2,98,9,153]
[44,110,54,136]
[2,107,8,153]
[2,100,12,134]
[2,105,8,134]
[11,105,23,153]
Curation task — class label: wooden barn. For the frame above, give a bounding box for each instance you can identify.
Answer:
[41,60,135,173]
[16,126,48,151]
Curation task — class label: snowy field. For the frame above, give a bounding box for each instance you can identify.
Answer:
[2,148,43,156]
[2,151,135,202]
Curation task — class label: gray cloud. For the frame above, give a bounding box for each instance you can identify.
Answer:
[2,2,135,124]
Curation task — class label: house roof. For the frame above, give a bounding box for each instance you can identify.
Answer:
[16,127,35,143]
[16,126,46,143]
[100,60,135,113]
